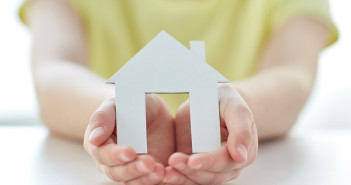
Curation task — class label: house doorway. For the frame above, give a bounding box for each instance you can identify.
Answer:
[145,93,192,156]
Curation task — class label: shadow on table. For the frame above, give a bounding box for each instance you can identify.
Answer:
[31,133,118,185]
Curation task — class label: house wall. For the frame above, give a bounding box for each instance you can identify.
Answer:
[114,84,148,153]
[189,80,221,152]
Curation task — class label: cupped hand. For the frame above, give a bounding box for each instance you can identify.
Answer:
[83,95,175,184]
[163,83,258,185]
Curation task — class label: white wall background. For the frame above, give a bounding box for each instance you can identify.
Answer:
[0,1,350,128]
[0,0,37,125]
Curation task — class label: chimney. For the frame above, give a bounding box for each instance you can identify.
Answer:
[190,41,206,62]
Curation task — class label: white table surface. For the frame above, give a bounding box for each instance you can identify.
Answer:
[0,126,350,185]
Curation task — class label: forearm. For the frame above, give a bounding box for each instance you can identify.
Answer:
[26,0,112,140]
[232,65,315,141]
[231,17,329,141]
[34,60,114,140]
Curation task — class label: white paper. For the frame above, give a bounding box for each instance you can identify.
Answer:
[107,31,229,153]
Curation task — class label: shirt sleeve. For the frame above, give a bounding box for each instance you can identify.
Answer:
[18,0,31,24]
[268,0,338,47]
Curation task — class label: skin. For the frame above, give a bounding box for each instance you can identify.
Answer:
[26,0,329,184]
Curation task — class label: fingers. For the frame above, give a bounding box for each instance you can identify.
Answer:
[125,163,165,185]
[84,97,116,147]
[100,155,155,182]
[90,144,137,166]
[98,156,165,184]
[87,140,165,184]
[163,166,197,185]
[186,145,243,172]
[166,153,240,185]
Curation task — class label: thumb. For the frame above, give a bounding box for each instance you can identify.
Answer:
[221,99,254,164]
[85,97,116,146]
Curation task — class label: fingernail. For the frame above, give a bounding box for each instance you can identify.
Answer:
[119,152,132,162]
[148,173,160,181]
[237,144,248,161]
[89,127,105,142]
[174,163,185,170]
[137,160,151,173]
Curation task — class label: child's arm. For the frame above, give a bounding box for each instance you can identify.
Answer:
[163,17,329,184]
[27,0,113,139]
[235,16,328,140]
[28,2,174,183]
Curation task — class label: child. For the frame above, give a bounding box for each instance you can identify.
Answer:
[20,0,337,184]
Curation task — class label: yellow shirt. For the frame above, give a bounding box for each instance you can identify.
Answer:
[20,0,338,114]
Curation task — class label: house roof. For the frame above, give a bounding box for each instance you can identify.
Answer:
[107,31,228,84]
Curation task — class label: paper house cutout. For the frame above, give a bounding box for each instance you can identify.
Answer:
[107,31,229,153]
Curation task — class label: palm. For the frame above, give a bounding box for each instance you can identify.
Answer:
[174,102,192,154]
[144,94,175,165]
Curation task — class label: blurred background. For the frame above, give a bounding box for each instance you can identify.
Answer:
[0,1,350,129]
